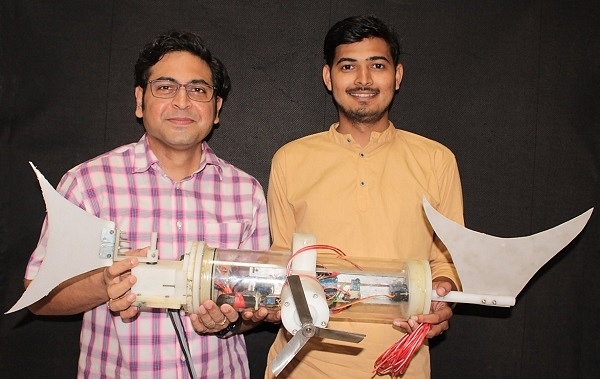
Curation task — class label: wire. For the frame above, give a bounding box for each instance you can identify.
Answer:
[167,309,198,379]
[373,322,431,377]
[214,279,233,294]
[286,244,363,275]
[330,294,395,314]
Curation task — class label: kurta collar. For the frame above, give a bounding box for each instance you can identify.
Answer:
[327,121,396,150]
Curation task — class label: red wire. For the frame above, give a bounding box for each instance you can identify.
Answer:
[214,280,232,294]
[373,322,431,377]
[286,244,363,275]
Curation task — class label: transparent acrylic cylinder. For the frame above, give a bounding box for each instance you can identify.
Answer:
[201,246,432,322]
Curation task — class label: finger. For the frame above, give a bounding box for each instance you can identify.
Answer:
[108,292,136,312]
[432,281,452,296]
[393,321,412,333]
[107,274,136,301]
[394,322,412,333]
[427,322,448,338]
[188,313,206,333]
[196,304,220,330]
[119,304,140,322]
[203,301,228,323]
[189,311,223,333]
[412,301,452,326]
[393,316,417,333]
[267,310,281,324]
[104,257,139,285]
[248,307,268,322]
[433,304,453,322]
[219,303,238,321]
[241,310,255,321]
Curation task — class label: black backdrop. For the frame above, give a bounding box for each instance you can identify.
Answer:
[1,1,599,378]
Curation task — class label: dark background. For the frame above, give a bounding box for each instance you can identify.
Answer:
[1,1,599,378]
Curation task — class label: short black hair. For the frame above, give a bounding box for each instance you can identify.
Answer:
[323,15,402,67]
[134,30,231,101]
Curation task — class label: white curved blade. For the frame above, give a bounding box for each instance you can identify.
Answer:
[6,163,114,313]
[423,196,593,298]
[270,331,311,377]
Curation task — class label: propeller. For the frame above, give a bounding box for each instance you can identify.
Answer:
[270,275,365,376]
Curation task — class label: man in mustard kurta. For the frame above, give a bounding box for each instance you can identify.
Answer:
[265,15,464,378]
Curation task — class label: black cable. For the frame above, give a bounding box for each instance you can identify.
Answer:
[167,308,198,379]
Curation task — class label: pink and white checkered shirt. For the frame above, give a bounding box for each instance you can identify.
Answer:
[26,135,270,378]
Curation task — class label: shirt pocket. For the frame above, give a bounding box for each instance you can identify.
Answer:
[202,222,246,249]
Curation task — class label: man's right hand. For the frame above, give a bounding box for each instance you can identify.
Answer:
[105,247,148,321]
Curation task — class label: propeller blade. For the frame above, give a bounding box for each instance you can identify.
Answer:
[315,327,366,343]
[270,331,311,377]
[287,275,313,325]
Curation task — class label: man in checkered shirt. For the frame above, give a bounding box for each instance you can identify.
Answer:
[24,31,272,378]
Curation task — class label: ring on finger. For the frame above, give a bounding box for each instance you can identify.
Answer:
[217,318,228,326]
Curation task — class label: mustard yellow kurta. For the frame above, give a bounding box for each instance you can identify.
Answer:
[265,122,464,378]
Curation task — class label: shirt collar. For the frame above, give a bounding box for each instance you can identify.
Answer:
[201,143,224,180]
[132,134,223,180]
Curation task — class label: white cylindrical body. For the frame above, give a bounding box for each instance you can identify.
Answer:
[131,260,187,309]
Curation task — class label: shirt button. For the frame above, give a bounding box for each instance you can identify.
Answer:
[176,220,183,230]
[359,152,365,157]
[346,138,352,143]
[360,181,365,186]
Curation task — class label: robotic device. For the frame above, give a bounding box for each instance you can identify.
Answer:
[6,163,594,377]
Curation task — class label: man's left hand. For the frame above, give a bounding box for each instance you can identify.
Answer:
[393,279,453,338]
[189,300,239,334]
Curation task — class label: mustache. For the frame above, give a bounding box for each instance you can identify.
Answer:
[347,87,379,94]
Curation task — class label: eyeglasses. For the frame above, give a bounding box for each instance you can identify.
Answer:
[147,79,216,102]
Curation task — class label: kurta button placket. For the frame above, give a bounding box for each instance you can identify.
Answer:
[357,150,369,209]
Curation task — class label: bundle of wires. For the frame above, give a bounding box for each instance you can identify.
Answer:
[373,322,431,377]
[285,244,363,275]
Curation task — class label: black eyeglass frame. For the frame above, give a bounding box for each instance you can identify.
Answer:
[147,79,217,102]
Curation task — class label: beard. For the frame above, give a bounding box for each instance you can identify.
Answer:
[335,87,391,124]
[337,102,388,124]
